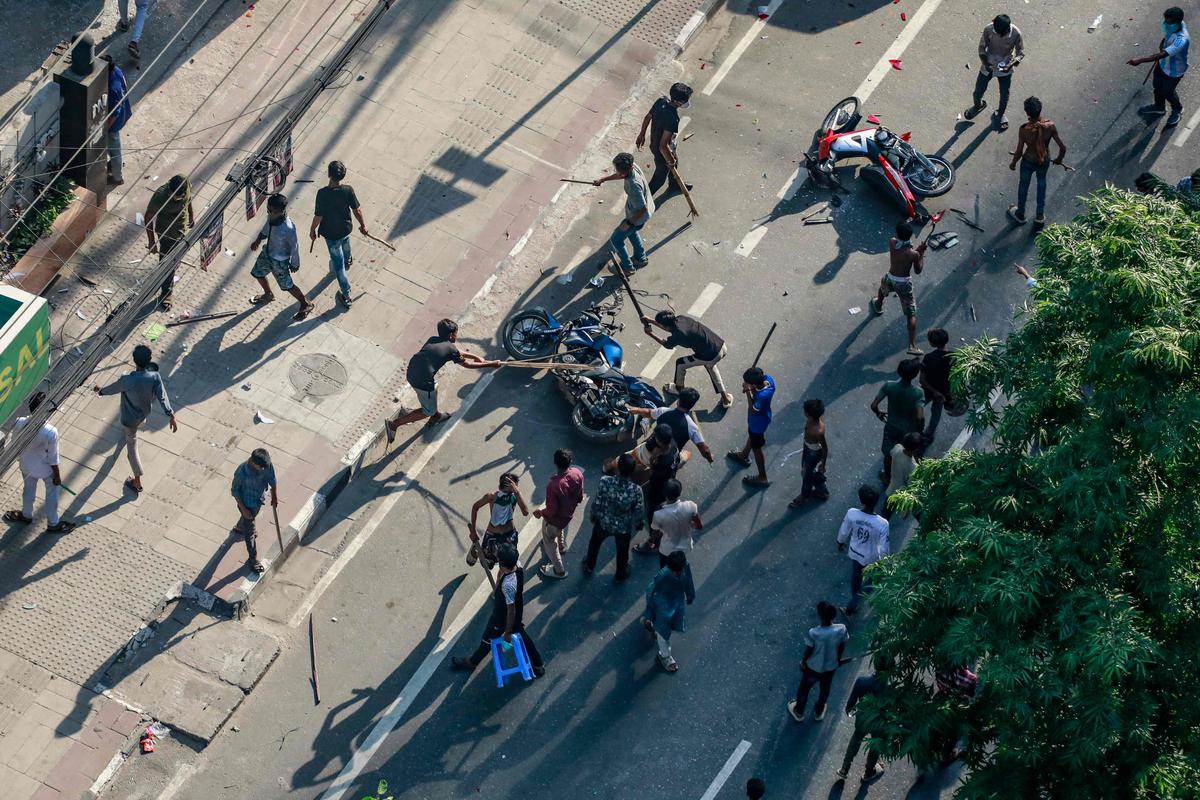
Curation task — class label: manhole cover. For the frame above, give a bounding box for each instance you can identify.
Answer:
[289,354,348,397]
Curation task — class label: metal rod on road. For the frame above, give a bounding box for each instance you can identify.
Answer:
[752,322,777,369]
[309,613,321,705]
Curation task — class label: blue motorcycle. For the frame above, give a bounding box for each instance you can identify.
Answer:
[501,295,665,442]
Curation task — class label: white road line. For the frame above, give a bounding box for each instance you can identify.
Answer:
[287,373,496,629]
[701,0,786,97]
[776,166,804,200]
[948,387,1002,453]
[557,243,595,284]
[155,763,198,800]
[734,225,769,258]
[1171,107,1200,146]
[501,140,568,173]
[851,0,947,104]
[680,115,691,133]
[699,740,752,800]
[315,516,544,800]
[640,282,724,380]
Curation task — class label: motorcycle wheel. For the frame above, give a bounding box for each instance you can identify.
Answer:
[905,156,956,198]
[502,311,556,360]
[570,403,625,443]
[821,97,860,134]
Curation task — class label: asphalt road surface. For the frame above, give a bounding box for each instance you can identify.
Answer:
[111,0,1196,798]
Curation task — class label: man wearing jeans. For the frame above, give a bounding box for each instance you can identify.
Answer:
[117,0,153,61]
[95,345,177,495]
[1128,7,1190,128]
[836,485,890,616]
[310,160,367,308]
[102,55,132,187]
[231,448,278,574]
[787,601,848,723]
[964,14,1024,131]
[1007,97,1067,230]
[594,152,654,271]
[534,448,584,579]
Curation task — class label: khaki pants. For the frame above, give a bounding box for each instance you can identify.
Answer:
[540,520,567,574]
[123,422,144,476]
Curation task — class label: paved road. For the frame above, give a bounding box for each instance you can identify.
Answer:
[108,0,1195,798]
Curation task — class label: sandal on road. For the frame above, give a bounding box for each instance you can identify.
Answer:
[250,293,276,306]
[292,302,315,321]
[4,510,32,524]
[726,450,751,467]
[632,541,658,555]
[128,40,140,60]
[45,521,76,534]
[658,653,679,673]
[742,476,771,488]
[123,478,143,494]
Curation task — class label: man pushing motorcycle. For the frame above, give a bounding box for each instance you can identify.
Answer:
[870,222,926,356]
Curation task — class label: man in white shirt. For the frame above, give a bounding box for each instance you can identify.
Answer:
[640,479,703,563]
[627,387,715,465]
[836,485,889,615]
[4,393,74,533]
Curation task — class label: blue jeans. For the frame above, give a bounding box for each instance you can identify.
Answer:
[118,0,152,41]
[845,560,870,613]
[1017,159,1049,219]
[106,128,123,181]
[609,222,646,270]
[325,235,352,296]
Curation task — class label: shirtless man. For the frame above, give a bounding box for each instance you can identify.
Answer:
[466,473,529,571]
[1007,96,1067,231]
[870,222,927,355]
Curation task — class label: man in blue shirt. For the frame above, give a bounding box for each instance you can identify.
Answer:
[727,367,775,487]
[1129,6,1189,128]
[231,448,278,574]
[102,55,133,186]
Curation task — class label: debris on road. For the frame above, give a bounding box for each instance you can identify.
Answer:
[848,307,861,315]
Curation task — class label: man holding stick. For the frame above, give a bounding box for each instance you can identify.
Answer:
[636,83,693,198]
[642,310,734,408]
[594,153,654,272]
[310,160,368,309]
[231,448,278,574]
[727,367,775,488]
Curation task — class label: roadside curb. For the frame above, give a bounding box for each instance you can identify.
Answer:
[674,0,725,54]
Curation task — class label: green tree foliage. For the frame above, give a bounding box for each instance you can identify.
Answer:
[862,187,1200,798]
[4,177,75,263]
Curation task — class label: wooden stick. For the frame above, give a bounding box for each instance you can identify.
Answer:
[613,260,647,319]
[165,310,239,327]
[308,614,321,705]
[272,504,285,554]
[362,231,397,252]
[559,178,595,185]
[499,360,593,370]
[308,238,315,254]
[752,322,777,369]
[669,165,699,218]
[470,532,497,589]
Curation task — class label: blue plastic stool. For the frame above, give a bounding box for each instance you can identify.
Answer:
[490,633,533,687]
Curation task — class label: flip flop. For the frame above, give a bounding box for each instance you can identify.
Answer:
[250,293,276,306]
[292,302,315,321]
[250,560,266,574]
[742,476,771,488]
[124,478,143,494]
[3,510,32,524]
[128,40,140,60]
[658,654,679,673]
[726,450,751,467]
[44,521,76,534]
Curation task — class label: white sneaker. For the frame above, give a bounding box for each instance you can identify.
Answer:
[786,700,804,722]
[814,707,827,721]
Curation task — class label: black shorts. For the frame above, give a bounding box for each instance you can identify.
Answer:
[881,427,903,456]
[748,430,766,448]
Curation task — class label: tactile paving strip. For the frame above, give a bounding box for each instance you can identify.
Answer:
[557,0,705,46]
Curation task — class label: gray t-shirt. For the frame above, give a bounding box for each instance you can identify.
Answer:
[99,369,174,427]
[804,623,849,673]
[623,164,655,224]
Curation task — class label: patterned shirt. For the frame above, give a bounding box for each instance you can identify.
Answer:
[231,462,277,510]
[590,474,645,536]
[1160,23,1190,78]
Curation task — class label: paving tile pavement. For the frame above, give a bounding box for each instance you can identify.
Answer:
[0,0,706,796]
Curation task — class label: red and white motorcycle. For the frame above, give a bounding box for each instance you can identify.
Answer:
[804,97,954,223]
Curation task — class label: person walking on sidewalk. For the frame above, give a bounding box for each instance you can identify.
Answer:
[836,485,890,616]
[534,449,584,580]
[94,344,177,495]
[964,14,1025,131]
[384,319,500,441]
[788,398,830,508]
[102,55,132,188]
[583,453,645,582]
[626,387,715,466]
[117,0,152,61]
[636,478,702,562]
[641,549,695,673]
[635,82,693,197]
[1006,96,1067,231]
[871,222,926,356]
[642,310,733,408]
[144,174,194,311]
[309,160,368,308]
[836,657,890,784]
[919,327,955,441]
[231,448,277,574]
[4,393,75,534]
[466,473,528,572]
[727,367,775,488]
[248,193,315,321]
[594,152,654,272]
[1129,7,1189,129]
[787,601,849,722]
[452,544,546,677]
[871,358,924,485]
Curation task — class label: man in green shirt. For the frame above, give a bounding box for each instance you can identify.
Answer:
[145,175,195,311]
[870,358,924,485]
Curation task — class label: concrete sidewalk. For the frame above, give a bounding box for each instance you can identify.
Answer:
[0,0,710,796]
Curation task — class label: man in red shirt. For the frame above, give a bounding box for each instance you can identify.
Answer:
[534,449,585,579]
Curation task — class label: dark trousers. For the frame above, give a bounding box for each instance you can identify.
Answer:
[648,150,683,196]
[841,718,881,775]
[1017,159,1050,218]
[1153,68,1184,114]
[584,523,631,578]
[795,666,836,715]
[238,505,261,562]
[925,397,944,438]
[468,621,544,668]
[799,447,828,499]
[159,237,182,299]
[846,559,870,613]
[972,71,1011,116]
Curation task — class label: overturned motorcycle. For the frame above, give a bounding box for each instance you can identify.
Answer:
[804,96,955,223]
[501,293,664,443]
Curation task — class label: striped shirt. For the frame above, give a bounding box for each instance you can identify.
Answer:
[1159,24,1190,78]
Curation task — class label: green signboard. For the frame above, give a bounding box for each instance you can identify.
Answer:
[0,287,51,423]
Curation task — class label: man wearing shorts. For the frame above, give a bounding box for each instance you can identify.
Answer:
[248,193,315,321]
[871,222,926,355]
[384,318,499,441]
[727,367,775,488]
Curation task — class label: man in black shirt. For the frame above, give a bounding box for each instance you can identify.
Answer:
[309,160,368,308]
[451,544,545,677]
[636,83,693,197]
[918,327,955,441]
[643,309,733,408]
[384,318,499,442]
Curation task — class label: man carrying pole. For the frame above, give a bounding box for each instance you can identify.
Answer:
[310,160,369,309]
[636,83,694,199]
[231,448,279,574]
[593,153,654,272]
